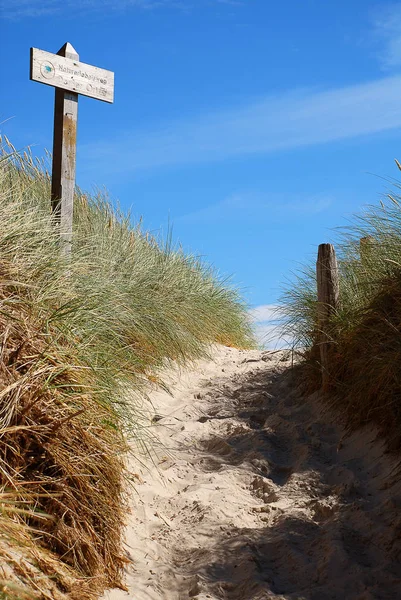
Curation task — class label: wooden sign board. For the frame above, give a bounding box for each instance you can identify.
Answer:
[30,47,114,103]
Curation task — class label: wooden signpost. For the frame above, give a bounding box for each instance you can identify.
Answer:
[30,43,114,253]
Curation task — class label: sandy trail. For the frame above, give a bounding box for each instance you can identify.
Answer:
[104,347,401,600]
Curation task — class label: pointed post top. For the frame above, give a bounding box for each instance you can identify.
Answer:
[57,42,79,60]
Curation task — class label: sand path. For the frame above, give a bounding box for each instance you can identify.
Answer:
[104,346,401,600]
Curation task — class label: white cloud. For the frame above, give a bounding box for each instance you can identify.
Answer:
[248,304,283,323]
[175,192,331,225]
[79,75,401,176]
[0,0,223,19]
[253,322,289,350]
[249,304,291,350]
[373,4,401,69]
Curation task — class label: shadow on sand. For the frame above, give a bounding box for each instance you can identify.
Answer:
[175,365,401,600]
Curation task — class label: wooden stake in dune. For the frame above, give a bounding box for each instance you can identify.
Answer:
[316,243,340,390]
[30,43,114,253]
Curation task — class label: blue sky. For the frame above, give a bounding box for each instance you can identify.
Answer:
[1,0,401,345]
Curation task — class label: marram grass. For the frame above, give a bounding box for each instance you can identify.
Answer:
[280,162,401,449]
[0,135,254,599]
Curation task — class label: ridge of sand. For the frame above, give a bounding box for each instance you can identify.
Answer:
[104,346,401,600]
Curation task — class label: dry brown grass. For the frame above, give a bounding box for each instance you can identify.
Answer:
[328,271,401,449]
[0,265,128,599]
[0,136,254,598]
[281,165,401,449]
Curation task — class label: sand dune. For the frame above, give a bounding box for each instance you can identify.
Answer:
[104,346,401,600]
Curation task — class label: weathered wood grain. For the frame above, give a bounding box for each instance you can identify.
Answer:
[316,243,340,390]
[31,42,114,253]
[51,43,79,255]
[30,46,114,103]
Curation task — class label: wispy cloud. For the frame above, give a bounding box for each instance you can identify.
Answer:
[176,192,331,225]
[373,3,401,69]
[0,0,225,19]
[0,0,60,18]
[248,304,290,349]
[78,74,401,176]
[249,304,284,323]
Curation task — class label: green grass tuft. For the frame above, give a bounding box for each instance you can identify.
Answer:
[0,135,254,598]
[280,165,401,448]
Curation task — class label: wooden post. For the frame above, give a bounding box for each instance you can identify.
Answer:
[50,43,79,255]
[316,243,340,390]
[30,43,114,254]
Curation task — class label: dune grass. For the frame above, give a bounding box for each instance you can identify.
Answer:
[0,135,254,599]
[281,162,401,449]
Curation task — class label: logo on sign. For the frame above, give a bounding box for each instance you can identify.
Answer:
[40,61,55,79]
